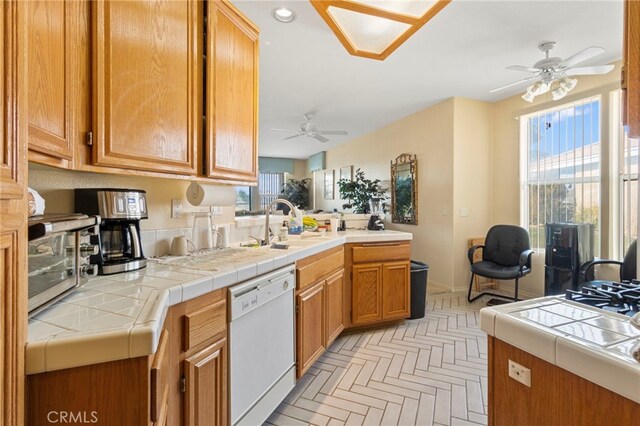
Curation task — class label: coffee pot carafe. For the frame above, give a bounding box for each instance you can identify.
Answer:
[75,189,148,275]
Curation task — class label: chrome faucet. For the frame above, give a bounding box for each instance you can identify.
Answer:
[262,198,297,246]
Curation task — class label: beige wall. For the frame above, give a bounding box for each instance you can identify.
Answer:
[313,98,475,290]
[491,62,622,297]
[28,165,236,231]
[452,98,493,290]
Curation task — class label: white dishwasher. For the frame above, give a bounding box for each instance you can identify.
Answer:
[229,265,296,426]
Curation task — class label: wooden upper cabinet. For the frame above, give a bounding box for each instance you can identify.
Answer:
[623,0,639,138]
[1,0,26,199]
[183,338,228,426]
[27,0,87,167]
[352,263,383,325]
[382,261,410,320]
[205,0,259,183]
[92,0,200,175]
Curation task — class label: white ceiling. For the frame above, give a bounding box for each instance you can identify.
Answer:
[234,0,623,159]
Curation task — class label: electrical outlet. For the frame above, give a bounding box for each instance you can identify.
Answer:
[211,206,222,215]
[460,208,468,217]
[508,359,531,387]
[171,199,183,218]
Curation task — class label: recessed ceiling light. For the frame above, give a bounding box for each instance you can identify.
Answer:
[273,7,296,23]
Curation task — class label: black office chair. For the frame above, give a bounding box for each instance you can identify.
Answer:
[581,239,637,287]
[467,225,534,304]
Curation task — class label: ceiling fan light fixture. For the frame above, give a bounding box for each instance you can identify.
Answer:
[522,90,536,103]
[559,77,577,92]
[552,86,567,101]
[309,0,451,60]
[272,7,296,23]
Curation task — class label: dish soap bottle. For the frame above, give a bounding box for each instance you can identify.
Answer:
[279,221,289,242]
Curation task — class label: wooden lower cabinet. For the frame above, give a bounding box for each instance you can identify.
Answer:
[183,337,228,426]
[295,247,345,378]
[26,328,169,425]
[324,268,345,344]
[167,288,228,426]
[297,281,326,377]
[488,336,640,425]
[347,242,411,328]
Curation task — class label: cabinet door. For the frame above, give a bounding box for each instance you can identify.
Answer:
[27,0,86,165]
[1,2,27,425]
[623,0,639,138]
[382,261,411,320]
[351,263,382,325]
[324,268,345,346]
[92,0,200,175]
[297,281,325,377]
[184,338,228,426]
[206,0,258,183]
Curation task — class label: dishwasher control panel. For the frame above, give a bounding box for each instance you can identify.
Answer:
[229,265,295,320]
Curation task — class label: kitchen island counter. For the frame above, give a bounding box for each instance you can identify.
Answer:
[26,230,412,374]
[480,297,640,406]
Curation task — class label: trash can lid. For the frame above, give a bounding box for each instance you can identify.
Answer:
[410,260,429,271]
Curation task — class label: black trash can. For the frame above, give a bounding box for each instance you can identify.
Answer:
[409,261,429,319]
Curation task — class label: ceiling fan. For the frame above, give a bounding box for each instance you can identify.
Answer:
[271,113,348,143]
[490,41,615,102]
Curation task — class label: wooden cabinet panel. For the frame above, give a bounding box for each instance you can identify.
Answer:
[297,246,344,290]
[92,0,200,175]
[623,0,639,138]
[183,298,226,351]
[184,338,228,426]
[206,0,258,183]
[382,261,410,320]
[352,263,383,325]
[1,0,26,199]
[324,268,345,346]
[488,337,640,425]
[1,2,26,424]
[27,0,81,164]
[150,329,169,423]
[297,281,325,377]
[352,242,410,263]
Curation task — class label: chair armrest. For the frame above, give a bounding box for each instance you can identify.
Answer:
[580,259,624,278]
[468,245,484,265]
[519,249,534,270]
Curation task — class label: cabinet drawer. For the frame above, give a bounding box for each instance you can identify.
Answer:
[183,299,226,351]
[297,246,344,290]
[352,242,410,263]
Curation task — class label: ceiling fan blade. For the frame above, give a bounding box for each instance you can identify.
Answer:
[565,64,614,76]
[271,128,298,132]
[318,130,348,135]
[489,75,539,93]
[506,65,540,73]
[282,133,304,140]
[313,135,330,143]
[559,46,605,68]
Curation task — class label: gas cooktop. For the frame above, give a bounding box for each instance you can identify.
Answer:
[566,280,640,317]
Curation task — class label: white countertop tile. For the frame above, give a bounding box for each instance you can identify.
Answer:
[26,229,413,374]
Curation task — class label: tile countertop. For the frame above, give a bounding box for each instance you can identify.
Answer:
[26,230,412,375]
[480,297,640,404]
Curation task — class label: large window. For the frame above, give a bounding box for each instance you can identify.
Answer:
[621,131,638,252]
[521,97,601,254]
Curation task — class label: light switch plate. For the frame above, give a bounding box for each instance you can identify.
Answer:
[171,199,182,218]
[460,208,468,217]
[508,359,531,387]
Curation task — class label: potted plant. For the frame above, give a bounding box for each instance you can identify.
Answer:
[280,177,311,210]
[337,168,386,214]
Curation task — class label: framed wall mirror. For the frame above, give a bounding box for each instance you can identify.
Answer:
[391,153,418,225]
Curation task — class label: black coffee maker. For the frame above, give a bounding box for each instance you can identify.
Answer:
[75,188,148,275]
[366,197,385,231]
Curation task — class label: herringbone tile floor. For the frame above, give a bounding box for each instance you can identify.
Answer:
[266,291,489,426]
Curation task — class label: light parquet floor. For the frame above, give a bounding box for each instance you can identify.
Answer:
[266,291,490,426]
